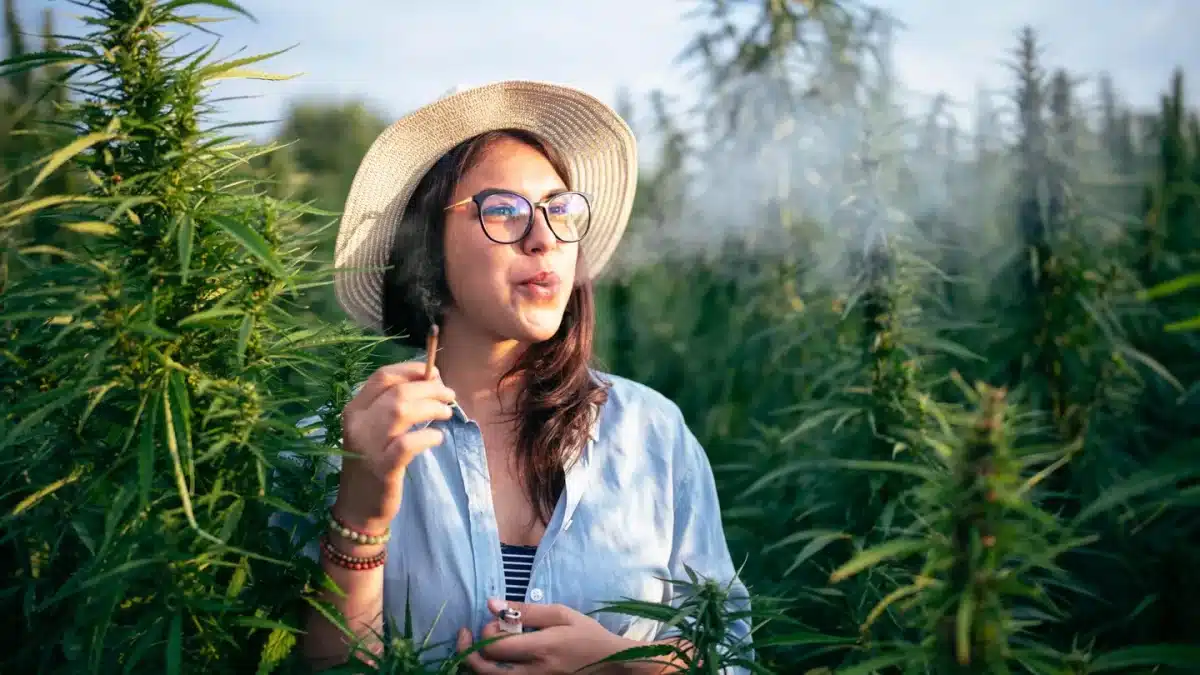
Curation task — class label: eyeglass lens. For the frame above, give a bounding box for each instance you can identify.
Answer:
[478,192,590,243]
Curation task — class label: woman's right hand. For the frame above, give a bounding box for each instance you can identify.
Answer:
[332,361,457,533]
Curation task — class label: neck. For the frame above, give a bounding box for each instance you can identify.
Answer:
[432,313,525,421]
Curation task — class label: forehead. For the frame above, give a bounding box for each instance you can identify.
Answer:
[456,137,567,198]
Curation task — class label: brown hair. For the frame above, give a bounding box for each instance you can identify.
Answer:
[381,129,609,525]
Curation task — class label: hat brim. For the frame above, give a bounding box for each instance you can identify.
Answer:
[333,80,639,334]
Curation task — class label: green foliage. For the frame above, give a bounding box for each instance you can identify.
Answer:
[604,3,1200,673]
[0,1,375,671]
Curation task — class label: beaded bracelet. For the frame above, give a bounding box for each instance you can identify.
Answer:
[319,535,387,571]
[327,512,391,546]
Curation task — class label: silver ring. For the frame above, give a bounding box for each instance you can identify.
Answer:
[498,607,522,634]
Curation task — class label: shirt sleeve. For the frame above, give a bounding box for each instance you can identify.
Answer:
[655,405,755,674]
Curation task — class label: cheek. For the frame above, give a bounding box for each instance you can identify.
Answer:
[564,246,581,285]
[443,228,508,303]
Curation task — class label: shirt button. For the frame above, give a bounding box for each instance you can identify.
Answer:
[529,588,544,602]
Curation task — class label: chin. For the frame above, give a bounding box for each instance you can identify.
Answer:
[512,306,568,343]
[519,319,565,343]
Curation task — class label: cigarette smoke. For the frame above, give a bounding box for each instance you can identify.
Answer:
[602,28,1148,297]
[608,71,941,294]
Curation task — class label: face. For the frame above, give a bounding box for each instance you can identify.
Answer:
[442,136,580,345]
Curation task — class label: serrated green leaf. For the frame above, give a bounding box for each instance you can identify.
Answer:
[160,0,255,21]
[1165,314,1200,332]
[168,372,195,490]
[237,313,254,366]
[197,47,291,82]
[226,557,248,599]
[955,591,974,666]
[0,50,86,77]
[26,133,118,196]
[234,617,302,633]
[783,532,853,577]
[206,68,300,82]
[1089,644,1200,671]
[123,618,165,675]
[210,215,286,276]
[138,394,159,508]
[178,213,194,283]
[833,651,912,675]
[63,220,120,236]
[256,627,297,675]
[220,499,245,542]
[166,613,182,675]
[178,307,245,327]
[750,631,858,648]
[1074,462,1200,524]
[829,538,926,583]
[10,466,83,516]
[0,195,107,226]
[1115,343,1183,391]
[1138,272,1200,300]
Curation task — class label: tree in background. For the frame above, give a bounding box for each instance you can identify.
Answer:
[1,0,74,280]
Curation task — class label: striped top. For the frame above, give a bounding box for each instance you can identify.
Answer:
[500,543,538,602]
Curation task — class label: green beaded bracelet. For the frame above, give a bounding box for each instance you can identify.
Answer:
[327,513,391,546]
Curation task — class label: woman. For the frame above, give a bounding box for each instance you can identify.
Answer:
[297,81,750,673]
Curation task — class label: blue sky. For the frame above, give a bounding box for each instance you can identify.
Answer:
[24,0,1200,139]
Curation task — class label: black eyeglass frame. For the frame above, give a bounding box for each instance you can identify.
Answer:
[443,188,593,245]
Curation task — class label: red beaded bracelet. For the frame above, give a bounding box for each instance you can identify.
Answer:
[319,535,387,571]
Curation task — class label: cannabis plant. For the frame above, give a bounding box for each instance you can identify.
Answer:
[0,1,383,672]
[822,381,1200,675]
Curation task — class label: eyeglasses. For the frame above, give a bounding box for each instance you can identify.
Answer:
[444,188,592,245]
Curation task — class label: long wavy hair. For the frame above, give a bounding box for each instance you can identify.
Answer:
[381,129,609,525]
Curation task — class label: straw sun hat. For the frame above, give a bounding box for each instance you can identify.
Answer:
[333,80,639,334]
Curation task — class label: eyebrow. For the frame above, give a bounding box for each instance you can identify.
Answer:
[488,187,570,201]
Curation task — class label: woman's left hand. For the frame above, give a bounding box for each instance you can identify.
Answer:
[455,598,636,674]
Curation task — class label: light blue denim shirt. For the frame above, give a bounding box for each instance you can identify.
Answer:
[273,367,752,670]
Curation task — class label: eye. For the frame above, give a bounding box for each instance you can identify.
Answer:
[482,204,520,218]
[547,193,587,217]
[479,193,531,220]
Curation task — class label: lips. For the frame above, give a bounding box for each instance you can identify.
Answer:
[518,271,559,287]
[516,271,561,300]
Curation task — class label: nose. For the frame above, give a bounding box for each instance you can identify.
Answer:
[520,206,559,256]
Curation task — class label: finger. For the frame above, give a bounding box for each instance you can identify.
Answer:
[492,600,575,629]
[376,395,455,436]
[455,628,486,675]
[467,621,531,664]
[477,632,546,664]
[384,427,446,467]
[456,627,472,653]
[391,376,457,405]
[462,644,525,675]
[349,361,442,412]
[363,380,456,426]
